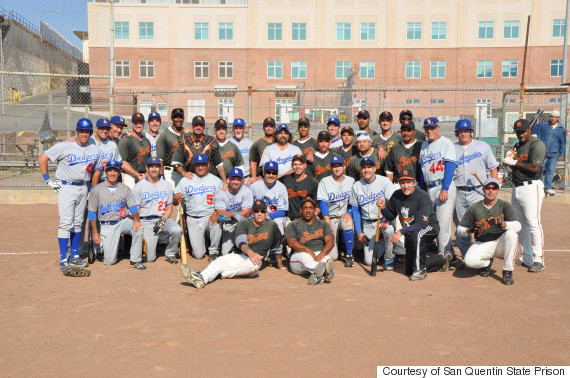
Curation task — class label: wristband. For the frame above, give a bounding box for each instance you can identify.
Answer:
[42,173,50,181]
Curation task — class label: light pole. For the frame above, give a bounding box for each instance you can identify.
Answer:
[0,14,5,154]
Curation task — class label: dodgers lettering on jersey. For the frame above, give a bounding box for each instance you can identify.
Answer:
[132,178,173,217]
[350,175,395,220]
[215,185,253,213]
[175,174,222,217]
[99,200,127,215]
[453,140,498,187]
[44,141,102,182]
[88,183,134,222]
[259,143,302,176]
[457,151,483,164]
[317,175,354,218]
[419,137,456,184]
[250,179,288,213]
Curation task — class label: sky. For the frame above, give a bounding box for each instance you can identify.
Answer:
[0,0,90,49]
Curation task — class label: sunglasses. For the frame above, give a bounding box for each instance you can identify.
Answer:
[401,117,413,120]
[253,209,266,213]
[265,171,278,176]
[484,186,499,191]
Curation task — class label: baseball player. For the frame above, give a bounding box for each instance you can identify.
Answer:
[457,178,520,285]
[229,118,253,179]
[39,118,102,271]
[384,120,422,183]
[317,156,355,265]
[172,115,226,184]
[89,118,125,184]
[174,153,223,261]
[118,112,152,188]
[248,117,276,184]
[87,160,145,269]
[453,119,499,258]
[250,160,289,231]
[181,200,282,289]
[332,126,358,163]
[399,109,426,142]
[357,110,380,140]
[214,168,253,256]
[144,111,161,158]
[285,197,335,285]
[375,111,404,167]
[282,154,319,222]
[327,115,343,148]
[307,131,338,181]
[503,119,547,272]
[378,169,450,280]
[109,115,127,144]
[531,110,566,196]
[419,117,457,261]
[156,108,185,188]
[259,124,301,178]
[350,157,396,268]
[292,117,317,161]
[214,118,245,176]
[346,132,380,181]
[131,156,182,264]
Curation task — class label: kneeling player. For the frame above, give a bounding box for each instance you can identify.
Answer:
[457,178,520,285]
[181,200,282,288]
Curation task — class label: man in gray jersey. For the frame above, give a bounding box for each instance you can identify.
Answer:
[88,160,145,269]
[248,117,276,184]
[90,118,123,185]
[132,157,182,264]
[174,154,223,261]
[214,118,245,177]
[229,118,253,179]
[260,124,301,179]
[327,115,343,149]
[109,116,127,144]
[144,111,161,158]
[181,200,282,289]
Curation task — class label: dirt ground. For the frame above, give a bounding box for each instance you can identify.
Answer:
[0,203,569,377]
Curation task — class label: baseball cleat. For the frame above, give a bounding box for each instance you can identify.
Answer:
[308,261,326,285]
[324,259,335,282]
[180,265,205,288]
[502,270,514,285]
[59,260,72,271]
[439,251,453,272]
[545,189,556,196]
[514,257,531,268]
[480,258,493,277]
[528,262,545,273]
[384,258,394,271]
[68,256,89,268]
[130,261,147,270]
[208,254,218,262]
[165,256,178,264]
[409,269,427,281]
[394,254,405,265]
[344,255,354,267]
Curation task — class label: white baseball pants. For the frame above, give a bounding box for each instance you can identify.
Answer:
[141,218,182,262]
[464,230,518,272]
[200,253,261,284]
[186,215,222,259]
[511,181,545,267]
[428,182,456,254]
[289,251,331,275]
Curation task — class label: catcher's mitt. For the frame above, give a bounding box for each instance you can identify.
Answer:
[470,221,484,235]
[153,218,166,234]
[62,266,91,277]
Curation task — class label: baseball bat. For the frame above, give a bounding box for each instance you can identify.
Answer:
[471,171,484,186]
[371,207,382,277]
[529,109,544,128]
[87,223,95,264]
[177,204,188,266]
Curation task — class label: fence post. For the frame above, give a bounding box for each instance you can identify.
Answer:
[66,95,71,139]
[247,85,252,138]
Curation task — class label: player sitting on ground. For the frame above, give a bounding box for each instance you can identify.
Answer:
[180,200,283,289]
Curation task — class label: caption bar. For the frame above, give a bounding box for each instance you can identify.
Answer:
[377,366,567,378]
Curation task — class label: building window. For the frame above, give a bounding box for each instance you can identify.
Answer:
[218,99,234,121]
[430,61,446,78]
[502,60,518,77]
[335,61,351,79]
[505,98,517,104]
[478,21,494,39]
[139,22,154,39]
[195,23,209,40]
[406,99,420,104]
[360,61,375,79]
[275,99,297,123]
[430,99,445,104]
[553,19,566,37]
[504,20,519,39]
[115,60,130,77]
[477,60,493,78]
[336,23,351,41]
[291,61,307,79]
[114,22,129,39]
[139,61,154,78]
[267,61,283,79]
[407,22,422,40]
[292,23,306,40]
[360,22,376,40]
[476,98,492,117]
[218,61,233,79]
[268,23,282,41]
[219,23,233,40]
[550,97,562,104]
[551,59,563,77]
[405,61,421,78]
[194,61,209,78]
[431,22,447,40]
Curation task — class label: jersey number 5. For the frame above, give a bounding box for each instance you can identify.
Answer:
[429,161,444,174]
[206,194,214,205]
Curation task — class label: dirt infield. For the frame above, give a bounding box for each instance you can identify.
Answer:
[1,203,569,377]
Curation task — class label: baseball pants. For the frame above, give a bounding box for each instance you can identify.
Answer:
[328,217,354,261]
[454,187,484,257]
[464,230,517,272]
[404,226,443,276]
[57,184,88,239]
[186,215,222,259]
[428,182,456,254]
[220,222,238,255]
[361,219,394,266]
[200,253,261,284]
[511,181,545,267]
[289,251,331,275]
[141,218,182,262]
[100,218,143,266]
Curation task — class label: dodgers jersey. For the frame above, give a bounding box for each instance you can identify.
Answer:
[317,175,355,218]
[229,137,253,177]
[250,179,288,214]
[144,133,159,157]
[92,137,122,181]
[88,183,134,222]
[215,184,254,213]
[259,143,302,176]
[419,136,456,184]
[349,174,395,221]
[44,141,102,182]
[453,140,498,187]
[175,173,222,217]
[131,178,174,218]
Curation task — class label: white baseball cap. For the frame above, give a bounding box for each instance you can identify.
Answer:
[551,110,560,117]
[355,131,372,142]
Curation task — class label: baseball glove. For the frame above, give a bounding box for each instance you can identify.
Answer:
[62,266,91,277]
[153,218,166,234]
[46,180,62,193]
[217,213,232,223]
[233,212,246,222]
[470,221,484,235]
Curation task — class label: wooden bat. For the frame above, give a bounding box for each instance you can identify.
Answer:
[371,207,382,277]
[87,223,95,264]
[471,171,484,186]
[177,204,188,267]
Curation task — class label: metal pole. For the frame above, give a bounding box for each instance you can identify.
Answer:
[109,0,115,116]
[66,95,71,139]
[519,15,531,118]
[247,86,252,139]
[0,16,4,154]
[563,0,570,193]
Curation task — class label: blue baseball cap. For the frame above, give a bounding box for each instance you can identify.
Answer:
[330,156,345,165]
[148,112,161,121]
[110,116,126,126]
[360,156,376,167]
[232,118,246,127]
[105,160,122,171]
[147,157,161,166]
[276,123,290,133]
[423,117,440,127]
[229,168,244,178]
[264,161,279,172]
[327,116,341,126]
[96,118,111,128]
[192,153,209,164]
